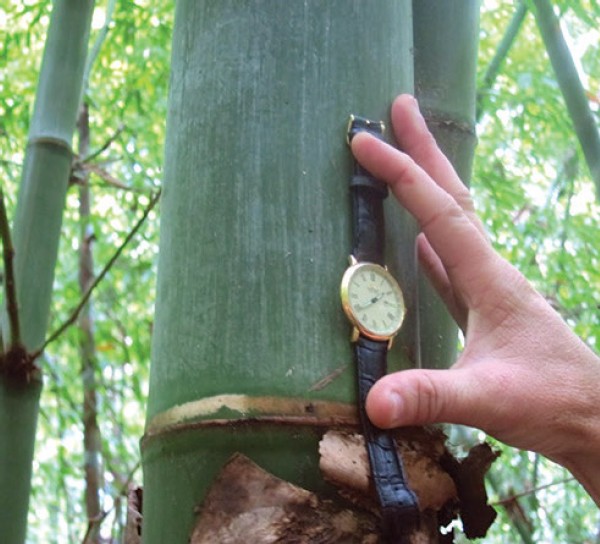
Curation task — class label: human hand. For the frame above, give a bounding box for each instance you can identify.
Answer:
[351,94,600,504]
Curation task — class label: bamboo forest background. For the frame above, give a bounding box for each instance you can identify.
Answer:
[1,0,599,542]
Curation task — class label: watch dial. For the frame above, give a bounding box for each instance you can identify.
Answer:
[345,263,405,338]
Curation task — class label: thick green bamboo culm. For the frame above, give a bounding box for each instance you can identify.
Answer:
[477,0,528,121]
[532,0,600,200]
[0,2,94,542]
[412,0,480,370]
[142,1,415,541]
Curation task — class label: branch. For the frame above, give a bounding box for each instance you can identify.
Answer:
[493,476,575,506]
[81,162,131,191]
[0,187,21,348]
[32,189,161,359]
[80,460,141,544]
[486,469,536,544]
[80,124,125,165]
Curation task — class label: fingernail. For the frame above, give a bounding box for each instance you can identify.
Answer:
[385,390,404,427]
[408,96,422,122]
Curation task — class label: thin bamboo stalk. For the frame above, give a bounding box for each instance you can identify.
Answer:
[9,0,95,353]
[532,0,600,200]
[77,102,103,544]
[77,6,116,538]
[477,1,528,121]
[0,2,94,542]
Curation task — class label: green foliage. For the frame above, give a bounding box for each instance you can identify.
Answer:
[0,0,598,541]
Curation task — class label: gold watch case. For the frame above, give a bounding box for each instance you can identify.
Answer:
[340,258,406,344]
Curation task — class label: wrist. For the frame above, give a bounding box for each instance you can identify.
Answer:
[552,347,600,506]
[558,452,600,507]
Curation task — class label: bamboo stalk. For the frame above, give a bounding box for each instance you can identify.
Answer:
[532,0,600,200]
[77,6,117,538]
[412,0,479,371]
[77,102,103,544]
[10,0,95,353]
[0,2,95,542]
[411,2,480,538]
[82,0,117,93]
[142,2,414,541]
[477,1,528,121]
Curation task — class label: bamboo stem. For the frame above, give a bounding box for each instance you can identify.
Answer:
[0,3,95,542]
[412,0,479,374]
[82,0,117,94]
[477,1,528,121]
[532,0,600,200]
[77,102,102,544]
[10,0,95,353]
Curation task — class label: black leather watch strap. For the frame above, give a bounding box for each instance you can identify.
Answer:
[355,337,419,539]
[346,116,419,539]
[347,116,388,266]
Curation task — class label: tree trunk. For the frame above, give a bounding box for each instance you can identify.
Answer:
[142,1,480,541]
[0,2,94,542]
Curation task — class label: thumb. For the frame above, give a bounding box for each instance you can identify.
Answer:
[366,367,493,430]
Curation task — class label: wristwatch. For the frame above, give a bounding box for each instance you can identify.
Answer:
[340,115,419,539]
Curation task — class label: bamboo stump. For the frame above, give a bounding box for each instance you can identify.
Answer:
[186,427,497,543]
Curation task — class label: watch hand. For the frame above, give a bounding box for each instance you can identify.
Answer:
[355,293,384,311]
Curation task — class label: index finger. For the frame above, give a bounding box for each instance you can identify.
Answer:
[351,133,497,301]
[391,95,485,237]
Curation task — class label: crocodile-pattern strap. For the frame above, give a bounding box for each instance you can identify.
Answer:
[355,336,419,539]
[347,116,388,266]
[347,116,419,538]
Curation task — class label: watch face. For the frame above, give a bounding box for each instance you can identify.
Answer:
[341,262,406,340]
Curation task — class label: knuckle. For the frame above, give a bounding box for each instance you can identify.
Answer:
[408,371,444,425]
[421,197,462,234]
[389,154,419,189]
[454,187,476,214]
